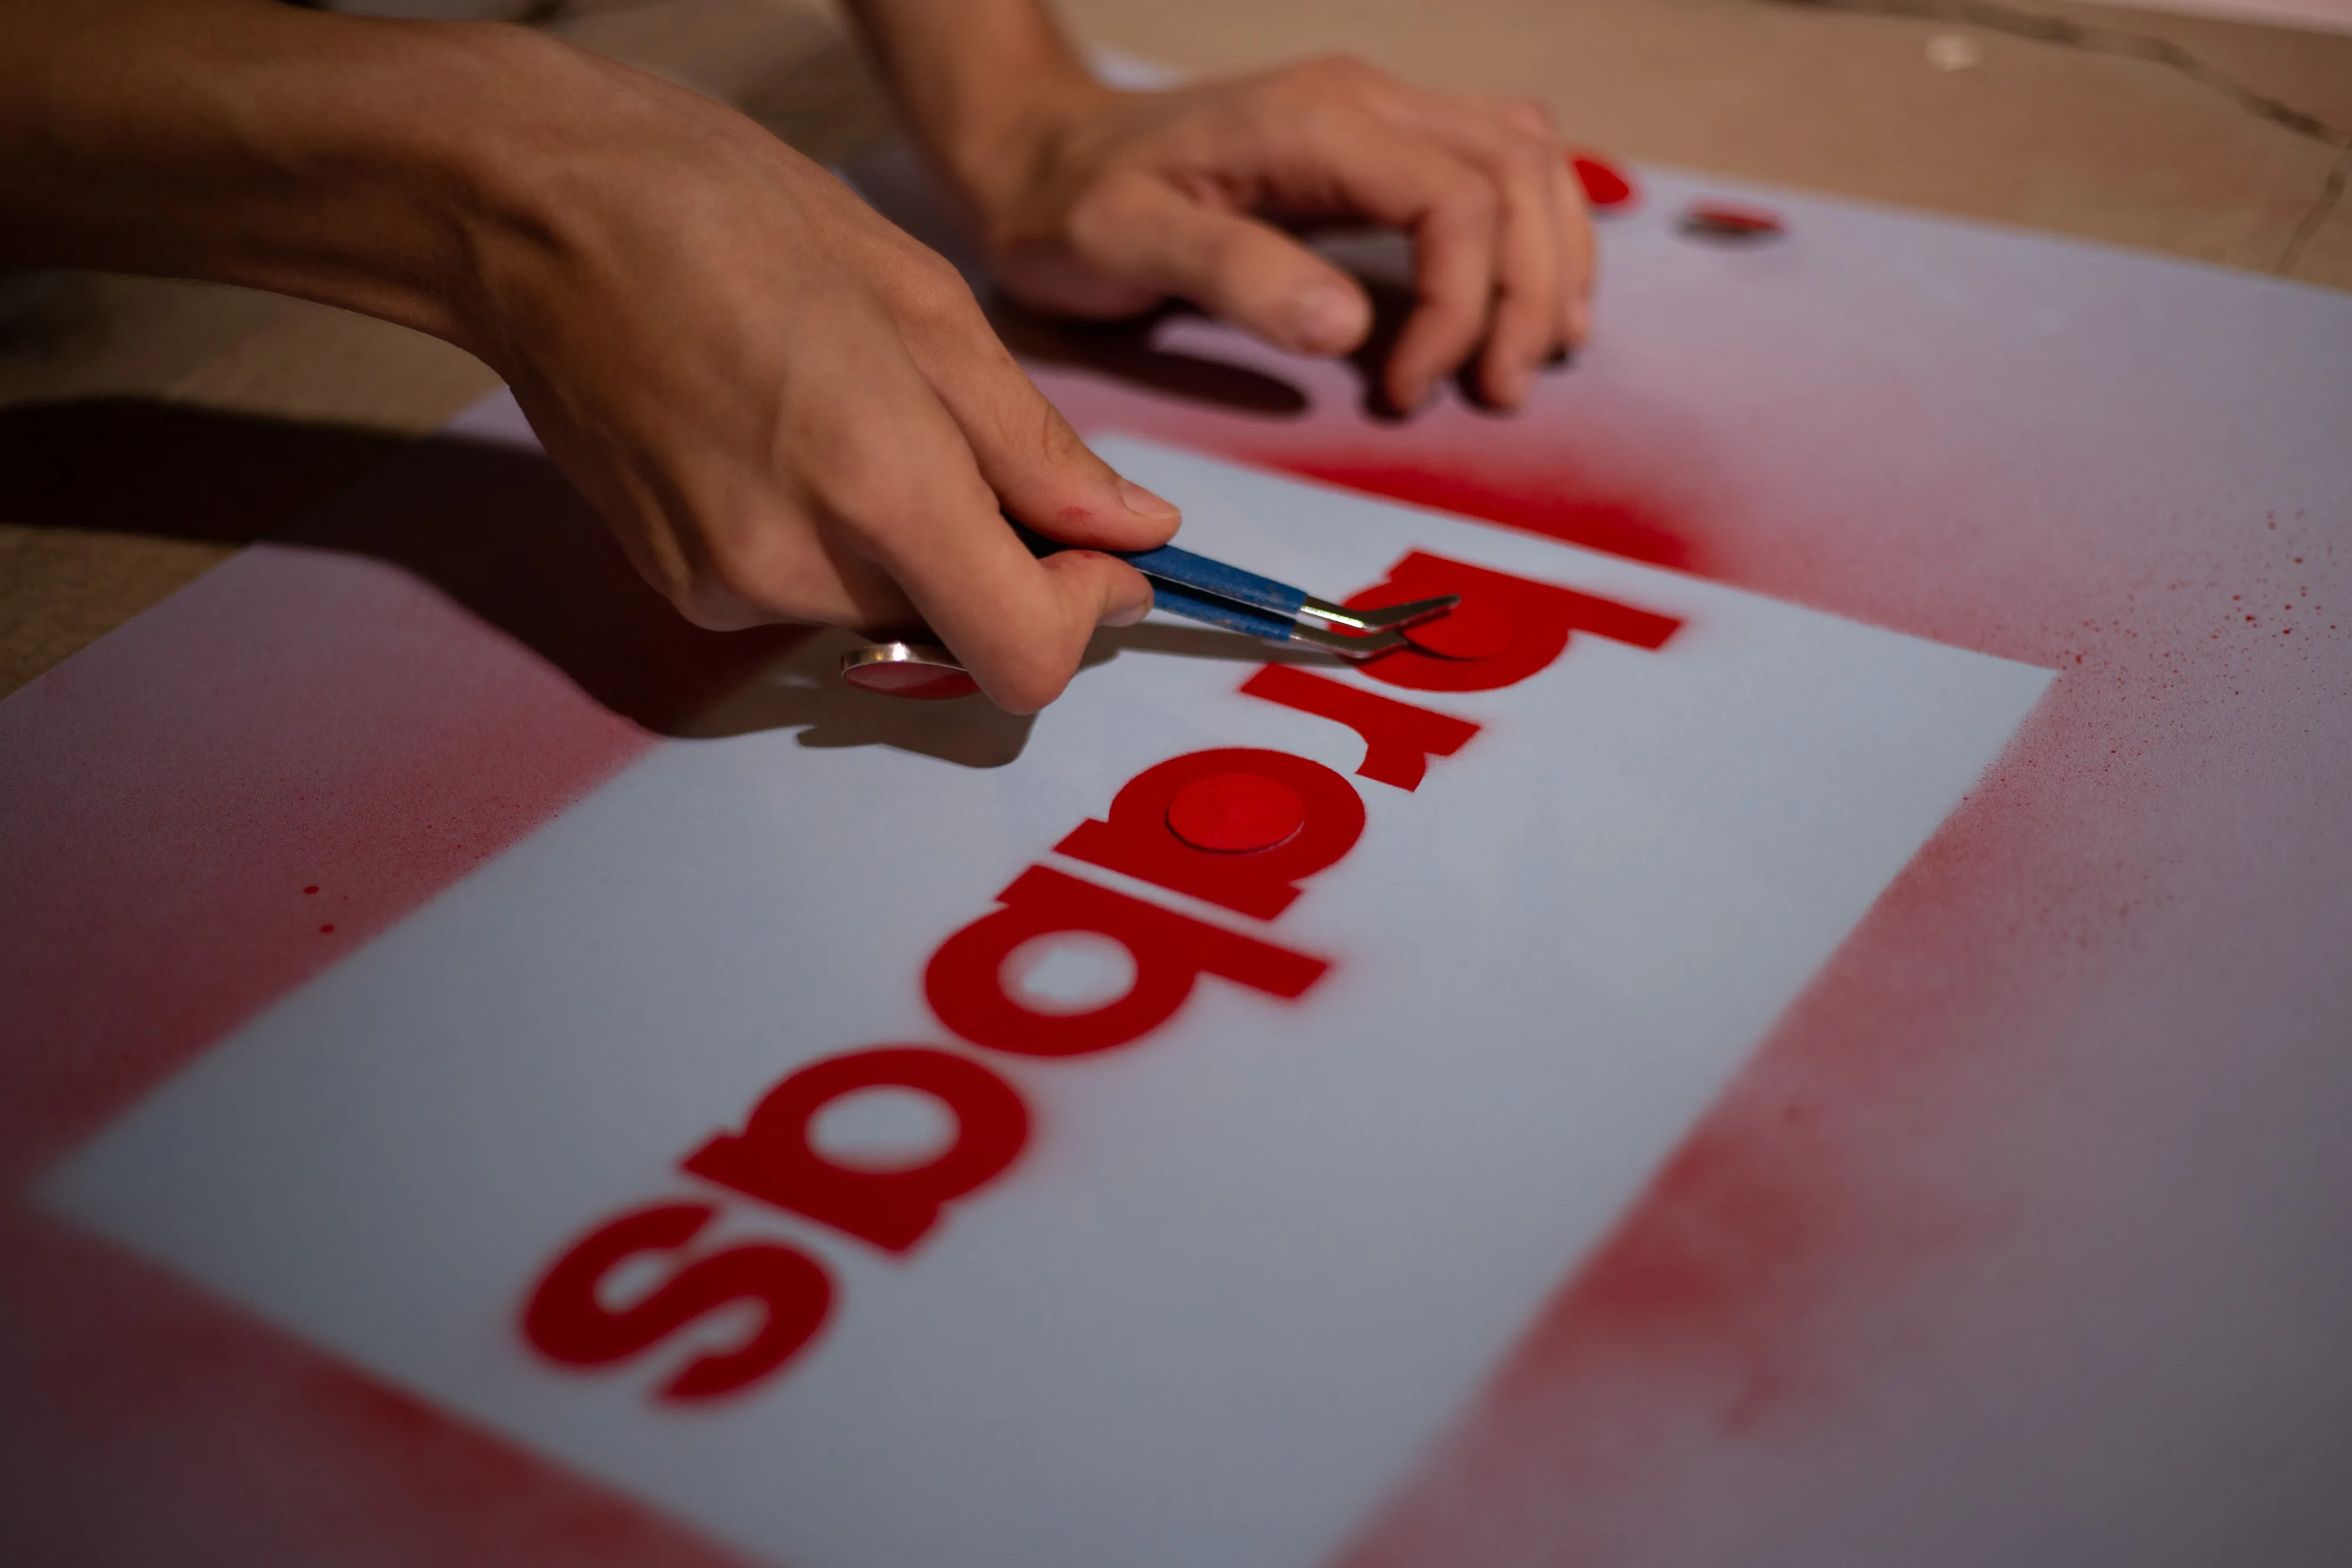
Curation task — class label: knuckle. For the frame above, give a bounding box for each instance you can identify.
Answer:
[691,549,790,627]
[677,593,763,633]
[1285,54,1379,106]
[1438,178,1500,232]
[990,650,1071,715]
[1030,410,1090,472]
[893,250,982,328]
[1499,98,1556,140]
[810,457,911,541]
[1295,54,1362,86]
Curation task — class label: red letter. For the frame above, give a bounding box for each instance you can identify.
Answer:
[1347,551,1681,693]
[521,1202,831,1403]
[681,1047,1028,1255]
[1055,747,1364,920]
[1238,666,1481,791]
[927,865,1328,1057]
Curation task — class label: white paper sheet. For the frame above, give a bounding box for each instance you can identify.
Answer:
[42,435,2049,1568]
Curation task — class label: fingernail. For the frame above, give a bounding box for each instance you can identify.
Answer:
[1495,365,1531,408]
[1118,477,1181,524]
[1567,299,1593,344]
[1288,284,1367,355]
[1103,586,1152,627]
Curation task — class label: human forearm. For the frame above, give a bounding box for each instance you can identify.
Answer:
[0,0,1177,710]
[837,0,1104,214]
[0,0,583,354]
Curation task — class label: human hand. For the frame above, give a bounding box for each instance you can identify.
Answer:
[952,56,1593,414]
[460,38,1178,713]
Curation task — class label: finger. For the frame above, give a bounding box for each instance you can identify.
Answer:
[1368,93,1567,406]
[896,525,1154,715]
[816,346,1152,713]
[1485,97,1596,346]
[1081,103,1495,410]
[1551,153,1595,346]
[893,255,1185,553]
[1063,172,1374,357]
[1371,133,1502,413]
[1231,106,1500,411]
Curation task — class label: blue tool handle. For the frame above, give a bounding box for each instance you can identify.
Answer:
[1117,543,1308,621]
[1008,520,1308,623]
[1148,581,1300,643]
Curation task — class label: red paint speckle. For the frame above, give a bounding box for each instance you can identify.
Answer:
[302,885,319,895]
[1682,203,1785,238]
[319,924,336,934]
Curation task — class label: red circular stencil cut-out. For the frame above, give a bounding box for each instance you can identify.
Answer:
[845,661,980,700]
[1570,153,1636,210]
[1165,773,1308,854]
[1401,597,1514,660]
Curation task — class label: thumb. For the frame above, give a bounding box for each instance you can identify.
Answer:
[1079,175,1372,357]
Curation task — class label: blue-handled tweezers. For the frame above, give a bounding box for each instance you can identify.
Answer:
[837,524,1458,696]
[1011,523,1459,656]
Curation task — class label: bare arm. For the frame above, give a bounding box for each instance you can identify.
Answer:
[0,0,1175,712]
[0,0,512,346]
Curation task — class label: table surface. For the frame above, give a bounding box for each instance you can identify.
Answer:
[2,0,2348,704]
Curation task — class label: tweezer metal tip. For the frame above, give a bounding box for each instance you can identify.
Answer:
[1298,594,1462,634]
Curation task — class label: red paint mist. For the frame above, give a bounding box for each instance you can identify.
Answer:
[0,543,654,1191]
[2,530,683,1559]
[1037,284,2351,1568]
[1274,458,1695,569]
[0,1207,757,1567]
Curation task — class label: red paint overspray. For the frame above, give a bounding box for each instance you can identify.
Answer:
[0,464,744,1559]
[1033,287,2351,1562]
[1271,457,1696,570]
[0,543,652,1189]
[5,198,2343,1563]
[0,1208,760,1568]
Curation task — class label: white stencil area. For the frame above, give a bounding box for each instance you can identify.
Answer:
[43,435,2051,1568]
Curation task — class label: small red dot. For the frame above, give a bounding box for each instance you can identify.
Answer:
[320,924,336,934]
[1569,152,1635,210]
[1683,202,1784,237]
[1403,597,1514,660]
[303,885,319,895]
[1167,773,1306,854]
